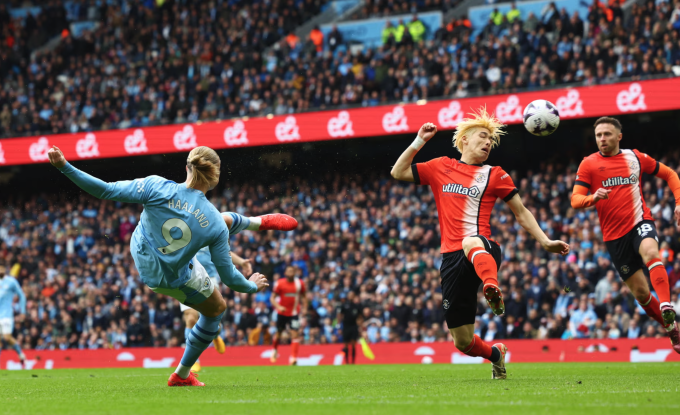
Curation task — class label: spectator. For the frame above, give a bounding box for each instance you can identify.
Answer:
[569,297,598,338]
[408,14,427,42]
[507,2,521,23]
[382,21,397,46]
[310,25,324,53]
[327,25,344,51]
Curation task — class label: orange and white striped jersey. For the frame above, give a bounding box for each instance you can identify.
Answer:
[575,149,657,241]
[273,277,306,317]
[413,157,518,253]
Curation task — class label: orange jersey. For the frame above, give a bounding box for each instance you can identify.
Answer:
[273,277,306,317]
[413,157,518,253]
[575,149,658,241]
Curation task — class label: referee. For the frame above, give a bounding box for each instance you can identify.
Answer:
[338,291,362,364]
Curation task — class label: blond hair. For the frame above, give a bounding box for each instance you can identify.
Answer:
[187,146,221,189]
[452,106,506,154]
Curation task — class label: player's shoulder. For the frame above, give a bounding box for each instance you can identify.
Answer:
[628,148,652,159]
[579,152,602,167]
[142,175,174,188]
[3,276,19,285]
[487,165,510,179]
[143,175,178,196]
[421,156,449,166]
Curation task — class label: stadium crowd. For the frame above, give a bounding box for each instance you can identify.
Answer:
[2,148,680,351]
[2,0,680,138]
[345,0,459,20]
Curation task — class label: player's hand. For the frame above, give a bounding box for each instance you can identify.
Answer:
[542,240,570,256]
[417,122,437,142]
[592,188,611,202]
[48,145,67,168]
[249,273,269,292]
[240,258,253,277]
[675,205,680,227]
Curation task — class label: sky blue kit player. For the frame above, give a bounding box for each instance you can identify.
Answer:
[55,165,256,297]
[49,145,269,386]
[0,271,27,365]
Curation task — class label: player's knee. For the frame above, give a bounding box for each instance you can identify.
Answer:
[216,298,227,315]
[462,237,483,255]
[452,333,473,352]
[633,287,650,302]
[202,300,227,318]
[186,315,198,327]
[641,247,659,263]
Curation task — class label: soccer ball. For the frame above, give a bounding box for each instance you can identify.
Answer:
[522,100,560,136]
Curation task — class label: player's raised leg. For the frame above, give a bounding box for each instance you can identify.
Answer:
[223,212,298,233]
[624,269,680,353]
[638,238,676,325]
[450,325,506,379]
[462,236,504,316]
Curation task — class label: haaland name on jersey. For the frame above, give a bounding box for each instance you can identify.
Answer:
[168,199,210,228]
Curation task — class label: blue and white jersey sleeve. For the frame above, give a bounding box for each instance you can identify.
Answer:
[209,229,257,293]
[195,247,218,278]
[58,162,164,205]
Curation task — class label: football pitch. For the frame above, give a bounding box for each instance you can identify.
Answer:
[1,363,678,415]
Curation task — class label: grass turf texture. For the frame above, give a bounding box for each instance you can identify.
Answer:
[1,363,678,415]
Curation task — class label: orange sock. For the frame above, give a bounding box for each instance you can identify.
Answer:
[273,338,279,350]
[640,292,666,326]
[291,340,300,358]
[460,334,500,362]
[467,247,499,286]
[647,258,671,304]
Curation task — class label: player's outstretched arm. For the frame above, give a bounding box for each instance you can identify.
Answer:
[654,163,680,226]
[48,146,155,204]
[210,234,268,293]
[390,123,437,182]
[506,194,570,255]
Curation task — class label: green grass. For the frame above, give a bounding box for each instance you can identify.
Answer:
[1,363,678,415]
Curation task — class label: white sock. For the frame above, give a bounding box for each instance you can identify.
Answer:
[175,363,192,379]
[246,216,262,231]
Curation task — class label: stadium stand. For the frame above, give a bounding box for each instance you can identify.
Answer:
[1,0,679,138]
[2,149,680,350]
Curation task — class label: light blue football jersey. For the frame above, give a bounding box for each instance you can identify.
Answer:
[0,276,26,319]
[196,246,218,278]
[58,163,256,293]
[196,211,250,278]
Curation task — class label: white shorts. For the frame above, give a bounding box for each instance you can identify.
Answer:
[150,258,215,306]
[0,317,13,335]
[179,275,220,312]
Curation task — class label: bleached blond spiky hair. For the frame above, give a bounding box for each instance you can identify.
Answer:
[452,106,506,154]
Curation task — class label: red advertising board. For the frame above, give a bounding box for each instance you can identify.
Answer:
[0,78,678,167]
[4,339,678,370]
